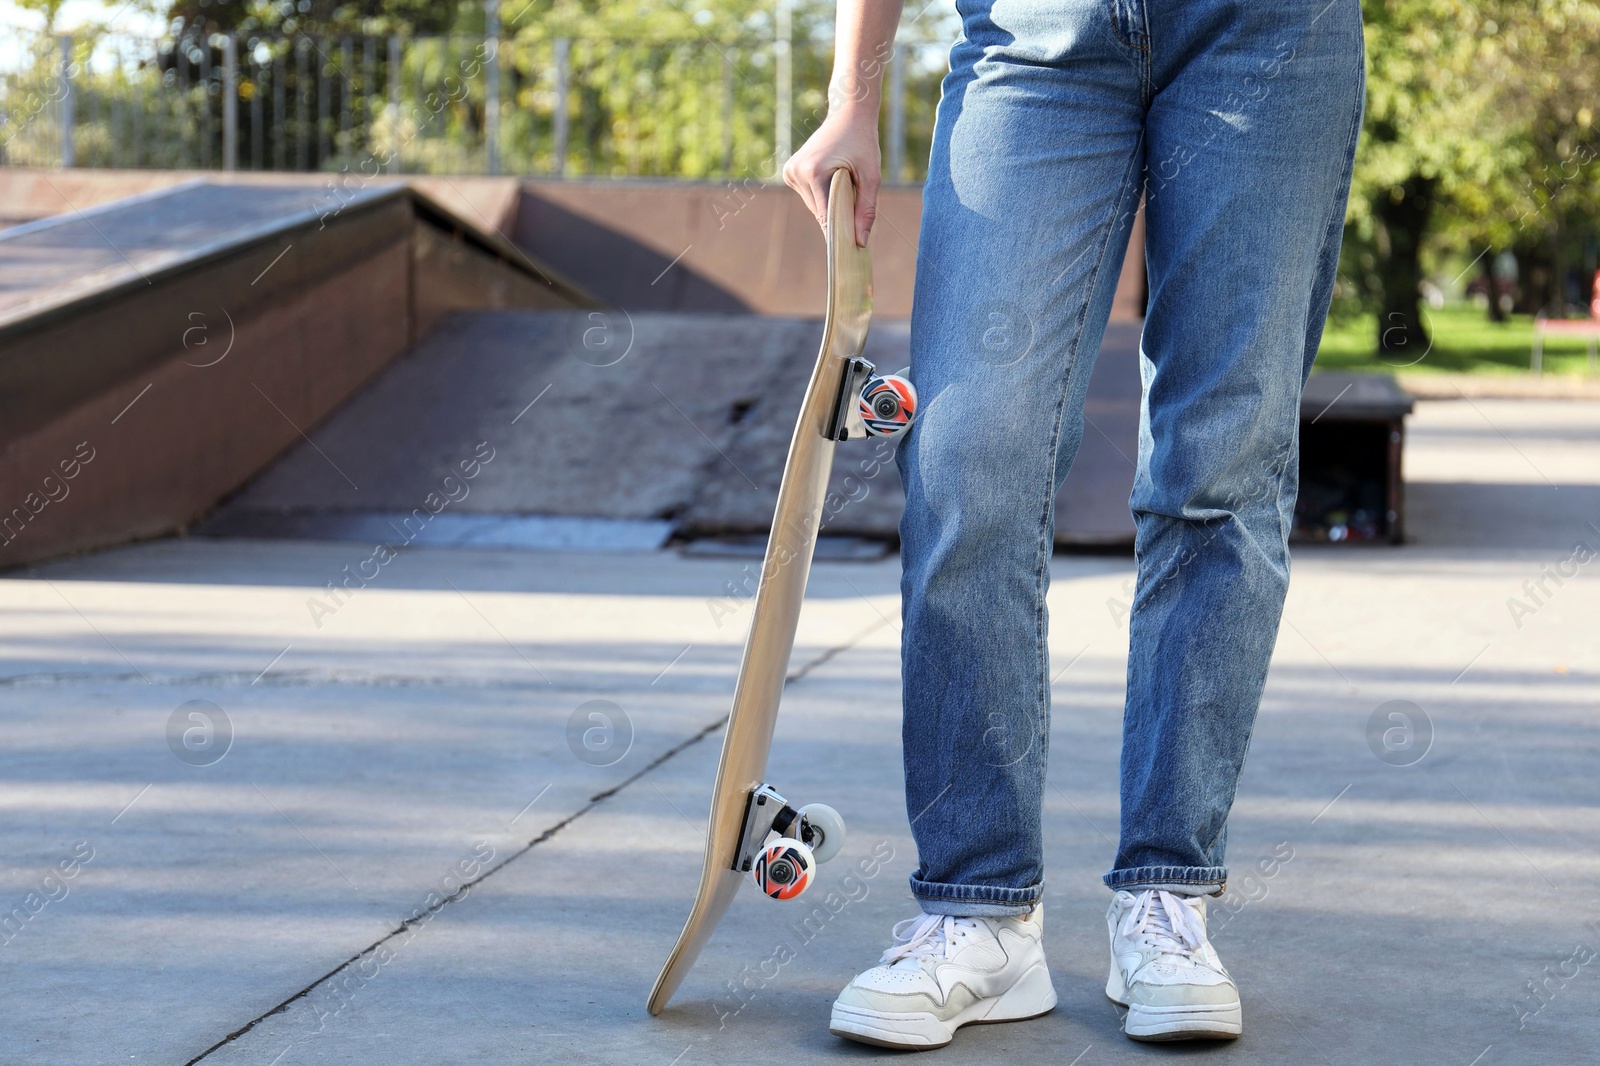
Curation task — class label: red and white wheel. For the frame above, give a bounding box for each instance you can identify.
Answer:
[752,837,816,900]
[859,374,917,438]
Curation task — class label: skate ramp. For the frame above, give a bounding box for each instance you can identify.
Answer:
[200,311,1145,549]
[0,180,590,569]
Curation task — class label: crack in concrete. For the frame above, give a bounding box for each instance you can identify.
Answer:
[181,622,885,1063]
[0,631,884,692]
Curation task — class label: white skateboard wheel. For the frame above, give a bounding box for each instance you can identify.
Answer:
[798,803,846,864]
[753,837,816,900]
[859,374,917,438]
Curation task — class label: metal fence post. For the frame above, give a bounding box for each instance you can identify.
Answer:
[223,34,238,171]
[57,34,74,167]
[553,37,570,177]
[774,0,791,175]
[886,41,904,184]
[721,48,735,175]
[485,0,501,175]
[387,35,402,174]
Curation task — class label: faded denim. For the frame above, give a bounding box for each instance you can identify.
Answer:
[896,0,1366,915]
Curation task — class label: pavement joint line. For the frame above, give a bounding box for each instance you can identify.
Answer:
[180,622,877,1064]
[0,666,718,690]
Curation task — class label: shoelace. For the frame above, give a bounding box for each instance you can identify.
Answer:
[879,913,982,965]
[1119,890,1208,960]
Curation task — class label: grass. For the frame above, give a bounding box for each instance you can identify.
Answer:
[1315,303,1600,376]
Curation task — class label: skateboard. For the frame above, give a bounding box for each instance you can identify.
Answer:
[647,170,916,1015]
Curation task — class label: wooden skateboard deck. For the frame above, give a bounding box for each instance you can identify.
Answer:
[647,170,873,1015]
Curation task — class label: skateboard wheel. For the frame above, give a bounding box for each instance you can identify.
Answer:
[797,803,846,864]
[752,837,816,900]
[859,374,917,438]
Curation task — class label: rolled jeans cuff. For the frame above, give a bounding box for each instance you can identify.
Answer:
[1103,865,1227,897]
[910,874,1042,917]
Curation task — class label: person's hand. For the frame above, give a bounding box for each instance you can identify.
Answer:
[782,108,881,247]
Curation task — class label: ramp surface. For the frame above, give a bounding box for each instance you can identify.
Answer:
[205,312,1147,547]
[0,181,588,570]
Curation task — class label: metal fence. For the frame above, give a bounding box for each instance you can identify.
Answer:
[0,30,948,182]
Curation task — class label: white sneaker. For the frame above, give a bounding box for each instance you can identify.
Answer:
[830,908,1058,1049]
[1106,889,1242,1041]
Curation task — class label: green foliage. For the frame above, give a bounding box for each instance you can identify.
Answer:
[1346,1,1600,323]
[1318,302,1600,375]
[165,0,473,37]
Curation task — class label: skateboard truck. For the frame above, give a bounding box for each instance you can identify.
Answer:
[826,359,918,443]
[733,784,845,900]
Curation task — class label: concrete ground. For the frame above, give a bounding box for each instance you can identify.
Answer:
[3,397,1598,1066]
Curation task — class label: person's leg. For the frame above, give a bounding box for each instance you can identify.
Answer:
[897,0,1148,918]
[1100,0,1364,1042]
[1105,0,1365,899]
[832,3,1148,1048]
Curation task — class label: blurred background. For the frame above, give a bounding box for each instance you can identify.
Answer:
[3,0,1599,369]
[3,5,1599,1065]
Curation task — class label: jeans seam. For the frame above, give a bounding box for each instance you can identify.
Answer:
[1137,0,1153,103]
[1285,9,1365,550]
[1033,134,1146,810]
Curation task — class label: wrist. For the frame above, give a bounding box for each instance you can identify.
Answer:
[827,78,883,121]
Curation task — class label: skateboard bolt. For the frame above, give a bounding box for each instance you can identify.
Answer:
[768,859,795,884]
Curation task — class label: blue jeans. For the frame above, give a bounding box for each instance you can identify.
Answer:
[897,0,1365,916]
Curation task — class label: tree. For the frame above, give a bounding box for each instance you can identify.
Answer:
[12,0,70,34]
[1349,1,1600,354]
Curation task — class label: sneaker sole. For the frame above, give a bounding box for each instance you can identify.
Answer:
[1107,989,1241,1041]
[1106,968,1241,1041]
[830,963,1058,1050]
[1119,1001,1242,1041]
